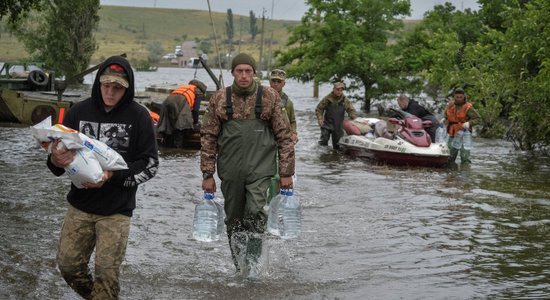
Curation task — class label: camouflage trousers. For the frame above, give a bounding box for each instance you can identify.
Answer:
[56,205,130,300]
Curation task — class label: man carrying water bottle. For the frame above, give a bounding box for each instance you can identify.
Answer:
[200,53,295,277]
[442,88,481,164]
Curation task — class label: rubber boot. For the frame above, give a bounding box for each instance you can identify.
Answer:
[245,233,263,280]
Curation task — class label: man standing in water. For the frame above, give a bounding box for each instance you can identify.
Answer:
[269,68,298,143]
[315,81,358,150]
[443,88,481,164]
[47,56,159,299]
[200,53,295,278]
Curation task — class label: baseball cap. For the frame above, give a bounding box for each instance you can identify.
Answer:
[270,69,286,81]
[100,64,129,88]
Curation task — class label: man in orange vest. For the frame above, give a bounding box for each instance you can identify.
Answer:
[157,79,207,136]
[443,88,481,164]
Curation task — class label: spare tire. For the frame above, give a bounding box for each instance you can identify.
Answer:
[28,70,48,89]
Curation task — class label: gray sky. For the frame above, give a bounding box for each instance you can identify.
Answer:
[100,0,480,21]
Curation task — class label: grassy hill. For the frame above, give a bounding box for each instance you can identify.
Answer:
[1,6,420,67]
[0,5,299,65]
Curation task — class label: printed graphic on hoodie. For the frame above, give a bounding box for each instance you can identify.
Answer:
[100,123,132,153]
[80,121,99,139]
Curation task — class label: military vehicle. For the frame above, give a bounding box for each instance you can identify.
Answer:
[1,55,221,150]
[0,59,106,125]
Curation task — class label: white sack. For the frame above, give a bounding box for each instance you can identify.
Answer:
[31,117,128,189]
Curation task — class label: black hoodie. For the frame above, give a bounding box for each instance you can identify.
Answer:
[47,55,159,217]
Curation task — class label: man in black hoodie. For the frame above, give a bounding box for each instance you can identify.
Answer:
[47,55,159,299]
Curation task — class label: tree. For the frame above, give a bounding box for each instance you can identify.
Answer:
[226,9,234,44]
[482,0,550,152]
[477,0,531,32]
[0,0,45,24]
[398,0,550,153]
[9,0,100,79]
[275,0,410,112]
[146,41,164,64]
[395,3,483,106]
[249,10,258,42]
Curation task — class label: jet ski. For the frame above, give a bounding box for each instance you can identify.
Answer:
[338,109,450,168]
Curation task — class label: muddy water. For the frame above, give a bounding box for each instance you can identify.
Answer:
[0,68,548,299]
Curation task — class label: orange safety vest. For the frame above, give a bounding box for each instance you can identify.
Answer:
[446,101,473,136]
[149,111,160,125]
[171,85,197,109]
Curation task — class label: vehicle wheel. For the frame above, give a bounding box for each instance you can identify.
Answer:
[28,70,48,89]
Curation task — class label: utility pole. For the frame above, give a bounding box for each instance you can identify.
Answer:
[267,0,274,72]
[313,8,321,97]
[238,16,243,53]
[258,9,266,74]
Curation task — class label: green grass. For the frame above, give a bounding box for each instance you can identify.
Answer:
[0,5,299,64]
[1,6,419,66]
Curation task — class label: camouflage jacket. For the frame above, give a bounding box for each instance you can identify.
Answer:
[315,92,358,122]
[281,92,297,132]
[200,85,295,177]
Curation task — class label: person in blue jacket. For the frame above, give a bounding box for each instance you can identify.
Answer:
[47,55,159,299]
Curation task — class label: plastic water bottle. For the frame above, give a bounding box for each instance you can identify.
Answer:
[435,125,448,144]
[192,192,220,242]
[452,129,464,149]
[267,189,286,236]
[281,189,301,239]
[214,197,226,236]
[462,129,473,150]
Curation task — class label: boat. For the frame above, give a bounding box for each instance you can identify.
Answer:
[338,110,450,168]
[135,62,158,72]
[143,56,221,149]
[0,62,89,125]
[0,54,219,150]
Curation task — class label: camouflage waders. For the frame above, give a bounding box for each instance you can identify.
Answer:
[447,137,471,164]
[217,87,278,274]
[319,100,346,150]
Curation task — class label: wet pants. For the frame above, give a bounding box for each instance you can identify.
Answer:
[447,137,471,164]
[319,127,342,150]
[221,176,271,271]
[56,205,130,300]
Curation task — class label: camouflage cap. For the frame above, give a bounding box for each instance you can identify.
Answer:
[100,64,129,88]
[270,69,286,81]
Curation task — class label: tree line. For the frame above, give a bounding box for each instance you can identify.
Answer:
[1,0,549,154]
[275,0,550,155]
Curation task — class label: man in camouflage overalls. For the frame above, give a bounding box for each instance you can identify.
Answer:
[315,82,358,150]
[200,53,295,278]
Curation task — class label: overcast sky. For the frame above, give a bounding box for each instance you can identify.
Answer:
[100,0,480,20]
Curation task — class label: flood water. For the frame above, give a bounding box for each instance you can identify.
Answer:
[1,68,549,299]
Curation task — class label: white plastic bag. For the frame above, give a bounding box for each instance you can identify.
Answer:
[31,117,128,188]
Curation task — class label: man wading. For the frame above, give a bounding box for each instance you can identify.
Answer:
[200,53,295,278]
[47,56,158,299]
